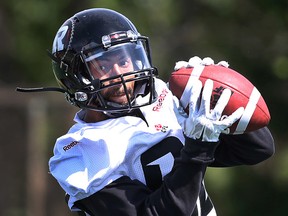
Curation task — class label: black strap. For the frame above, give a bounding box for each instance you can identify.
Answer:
[16,87,67,93]
[46,49,60,63]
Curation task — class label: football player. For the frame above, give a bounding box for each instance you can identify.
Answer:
[43,8,274,215]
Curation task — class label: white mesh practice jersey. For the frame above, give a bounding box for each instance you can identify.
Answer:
[49,78,190,209]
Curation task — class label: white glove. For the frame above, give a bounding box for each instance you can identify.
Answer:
[183,79,244,142]
[174,56,229,71]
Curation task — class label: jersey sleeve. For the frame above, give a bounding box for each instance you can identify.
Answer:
[211,126,275,167]
[49,134,125,206]
[73,139,218,215]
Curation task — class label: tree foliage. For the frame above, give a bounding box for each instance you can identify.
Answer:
[1,0,287,215]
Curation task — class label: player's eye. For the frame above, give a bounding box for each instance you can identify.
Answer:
[97,63,112,73]
[99,65,109,72]
[118,57,131,68]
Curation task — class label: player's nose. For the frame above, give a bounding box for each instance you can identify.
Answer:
[110,63,123,76]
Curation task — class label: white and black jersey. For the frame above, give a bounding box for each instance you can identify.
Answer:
[49,78,274,216]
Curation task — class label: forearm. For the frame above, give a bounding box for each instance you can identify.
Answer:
[212,127,275,167]
[152,138,218,215]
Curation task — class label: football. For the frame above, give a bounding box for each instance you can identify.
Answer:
[168,64,270,134]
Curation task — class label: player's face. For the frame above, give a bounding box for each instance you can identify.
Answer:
[88,51,135,105]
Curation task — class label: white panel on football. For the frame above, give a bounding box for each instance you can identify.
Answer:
[180,65,205,108]
[234,87,261,134]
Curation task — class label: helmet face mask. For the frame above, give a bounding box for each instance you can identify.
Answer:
[51,8,158,115]
[86,69,157,114]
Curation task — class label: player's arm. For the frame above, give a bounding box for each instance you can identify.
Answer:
[74,138,214,216]
[211,126,275,167]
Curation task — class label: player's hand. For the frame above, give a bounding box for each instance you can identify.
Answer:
[174,56,229,70]
[183,79,244,142]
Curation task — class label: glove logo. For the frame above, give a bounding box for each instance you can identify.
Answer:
[211,86,234,108]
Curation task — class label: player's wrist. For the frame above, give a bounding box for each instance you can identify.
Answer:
[181,136,219,164]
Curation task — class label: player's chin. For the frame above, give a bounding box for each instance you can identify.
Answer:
[109,91,135,105]
[109,95,130,104]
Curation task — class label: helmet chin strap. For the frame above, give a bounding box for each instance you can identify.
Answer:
[16,86,67,94]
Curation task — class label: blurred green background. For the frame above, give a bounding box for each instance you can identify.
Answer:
[1,0,287,215]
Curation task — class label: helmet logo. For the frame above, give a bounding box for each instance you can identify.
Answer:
[102,30,138,48]
[52,25,69,53]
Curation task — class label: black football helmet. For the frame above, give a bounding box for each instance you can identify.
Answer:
[48,8,158,115]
